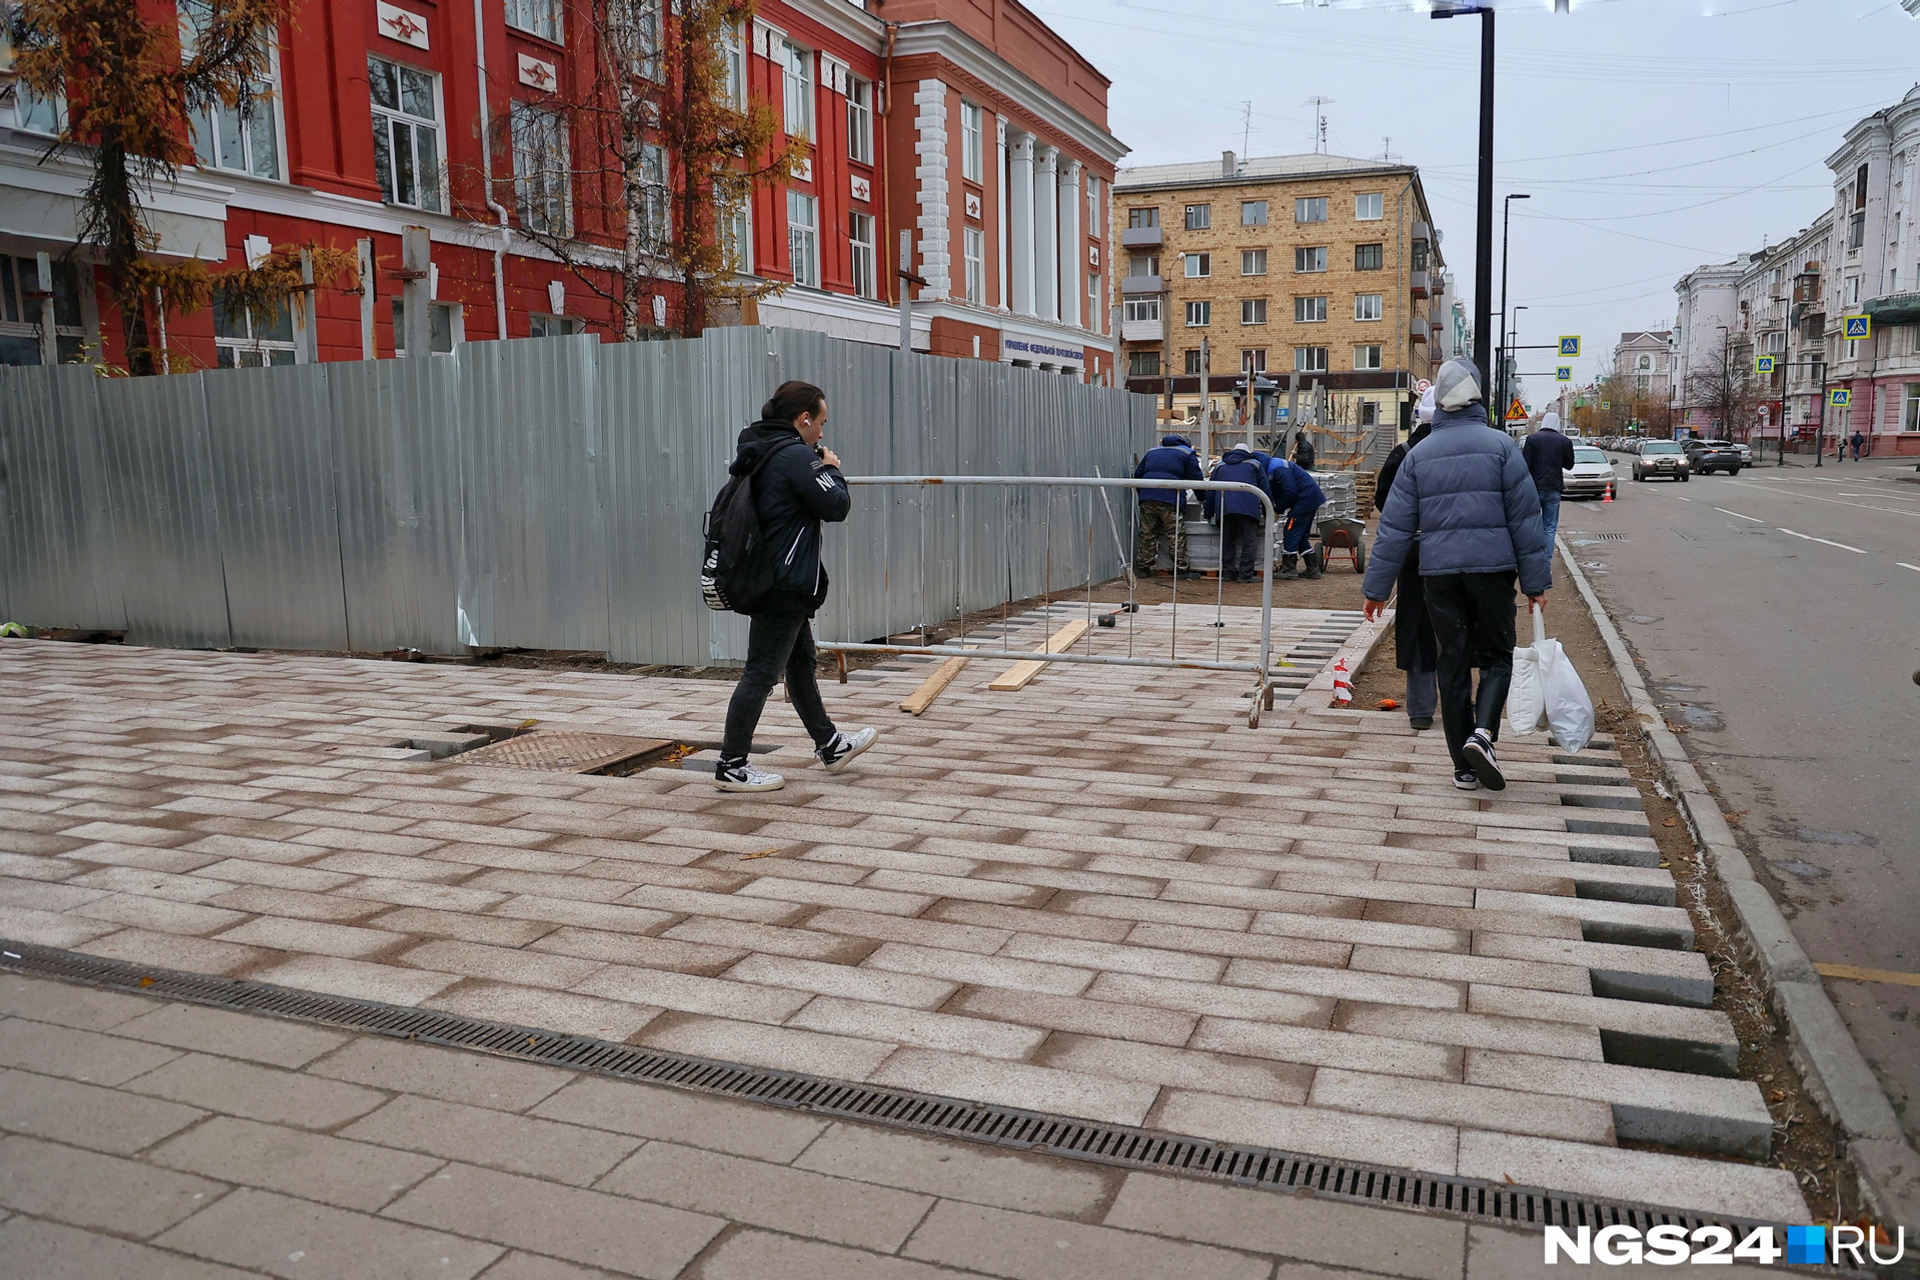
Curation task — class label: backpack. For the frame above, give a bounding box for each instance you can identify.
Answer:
[699,442,794,614]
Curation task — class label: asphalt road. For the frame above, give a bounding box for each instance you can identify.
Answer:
[1562,453,1919,1143]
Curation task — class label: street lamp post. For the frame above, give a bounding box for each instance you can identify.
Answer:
[1506,304,1528,431]
[1431,3,1496,388]
[1494,193,1530,429]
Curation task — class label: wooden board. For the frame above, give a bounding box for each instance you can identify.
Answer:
[988,619,1091,692]
[899,654,971,716]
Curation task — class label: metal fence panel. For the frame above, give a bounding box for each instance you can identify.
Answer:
[0,365,122,632]
[201,364,350,651]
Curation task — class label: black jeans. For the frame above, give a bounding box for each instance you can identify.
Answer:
[721,610,837,763]
[1423,571,1518,772]
[1220,513,1260,579]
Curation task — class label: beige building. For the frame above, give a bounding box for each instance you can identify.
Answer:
[1112,151,1444,437]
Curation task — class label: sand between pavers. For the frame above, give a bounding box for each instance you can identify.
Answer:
[0,628,1807,1223]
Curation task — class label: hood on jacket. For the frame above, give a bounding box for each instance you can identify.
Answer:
[1537,411,1562,435]
[1222,446,1255,464]
[1160,433,1192,448]
[1415,384,1437,425]
[1434,357,1483,411]
[732,419,807,475]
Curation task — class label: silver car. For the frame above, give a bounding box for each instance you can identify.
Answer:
[1563,446,1617,499]
[1633,440,1691,482]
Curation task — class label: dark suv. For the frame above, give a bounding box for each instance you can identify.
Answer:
[1684,438,1744,475]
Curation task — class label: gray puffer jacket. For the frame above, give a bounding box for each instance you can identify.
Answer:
[1362,402,1552,600]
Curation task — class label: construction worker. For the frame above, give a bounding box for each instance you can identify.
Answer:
[1266,452,1325,580]
[1133,433,1205,578]
[1204,443,1271,583]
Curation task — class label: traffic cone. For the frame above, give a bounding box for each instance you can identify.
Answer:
[1602,482,1614,504]
[1332,658,1353,705]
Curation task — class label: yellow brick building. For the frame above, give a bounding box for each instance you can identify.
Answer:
[1111,152,1449,444]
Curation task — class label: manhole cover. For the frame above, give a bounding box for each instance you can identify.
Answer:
[458,731,674,774]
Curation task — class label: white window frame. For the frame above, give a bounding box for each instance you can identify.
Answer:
[850,211,877,300]
[368,55,443,212]
[214,289,297,367]
[1241,249,1267,276]
[1295,246,1327,273]
[1241,200,1268,227]
[1354,344,1383,370]
[8,77,65,135]
[1087,271,1100,327]
[720,196,752,274]
[962,225,984,305]
[1295,296,1327,323]
[1904,382,1920,431]
[1240,298,1267,325]
[1296,196,1327,223]
[504,0,562,44]
[510,101,572,235]
[1241,348,1266,372]
[787,190,819,287]
[392,299,463,355]
[529,313,585,338]
[1184,203,1210,231]
[1294,345,1328,373]
[636,142,670,252]
[781,41,814,141]
[1184,253,1210,279]
[0,254,87,363]
[960,101,982,182]
[1355,192,1384,221]
[1354,293,1382,322]
[722,23,747,108]
[848,77,874,165]
[1124,297,1160,323]
[1185,300,1211,327]
[1086,175,1100,235]
[179,5,284,182]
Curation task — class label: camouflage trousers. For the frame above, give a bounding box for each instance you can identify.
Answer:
[1134,500,1190,573]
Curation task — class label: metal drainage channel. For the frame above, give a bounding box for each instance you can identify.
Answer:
[0,940,1794,1248]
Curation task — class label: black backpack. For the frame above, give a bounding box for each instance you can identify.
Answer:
[699,442,793,613]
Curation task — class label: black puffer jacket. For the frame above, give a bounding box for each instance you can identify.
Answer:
[731,420,851,613]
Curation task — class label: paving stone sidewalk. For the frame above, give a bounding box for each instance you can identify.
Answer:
[0,613,1806,1227]
[0,971,1792,1279]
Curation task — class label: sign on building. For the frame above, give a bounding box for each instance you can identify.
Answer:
[1843,316,1870,340]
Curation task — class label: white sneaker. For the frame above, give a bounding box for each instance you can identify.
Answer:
[818,727,878,773]
[714,760,785,792]
[1463,730,1505,792]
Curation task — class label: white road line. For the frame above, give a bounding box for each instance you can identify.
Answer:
[1900,562,1920,573]
[1714,507,1765,522]
[1675,496,1692,502]
[1777,527,1867,553]
[1726,479,1920,519]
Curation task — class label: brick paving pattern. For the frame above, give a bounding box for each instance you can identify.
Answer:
[0,610,1807,1244]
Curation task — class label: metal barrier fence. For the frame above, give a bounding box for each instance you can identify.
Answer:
[818,476,1281,726]
[0,328,1154,665]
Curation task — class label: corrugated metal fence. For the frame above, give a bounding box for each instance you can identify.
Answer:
[0,327,1154,665]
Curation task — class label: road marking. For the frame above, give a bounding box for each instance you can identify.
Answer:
[1777,527,1866,553]
[1674,496,1692,502]
[1713,507,1764,523]
[1727,479,1920,519]
[1816,962,1920,989]
[1899,562,1920,573]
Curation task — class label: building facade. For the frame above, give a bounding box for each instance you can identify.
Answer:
[0,0,1121,379]
[1112,151,1442,430]
[1613,329,1673,431]
[1671,260,1742,436]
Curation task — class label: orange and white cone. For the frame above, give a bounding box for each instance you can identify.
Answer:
[1332,658,1353,705]
[1602,482,1614,504]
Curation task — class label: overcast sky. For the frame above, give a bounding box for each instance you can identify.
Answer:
[1027,0,1920,408]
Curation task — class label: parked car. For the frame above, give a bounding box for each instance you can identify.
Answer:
[1634,440,1691,481]
[1684,438,1743,475]
[1563,446,1617,499]
[1731,442,1752,465]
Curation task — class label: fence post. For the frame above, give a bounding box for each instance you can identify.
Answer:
[402,227,431,359]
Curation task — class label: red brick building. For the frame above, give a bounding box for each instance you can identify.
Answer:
[1,0,1122,378]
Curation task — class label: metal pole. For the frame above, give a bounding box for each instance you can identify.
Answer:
[898,230,913,352]
[1815,362,1826,467]
[1474,10,1496,384]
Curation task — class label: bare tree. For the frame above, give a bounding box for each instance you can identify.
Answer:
[1686,355,1761,440]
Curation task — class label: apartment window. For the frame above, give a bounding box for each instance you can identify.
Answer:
[1360,401,1378,426]
[1129,350,1161,378]
[720,197,751,273]
[1296,196,1327,223]
[369,56,442,211]
[1129,207,1159,229]
[1354,293,1382,322]
[1355,243,1383,271]
[1855,164,1870,210]
[635,142,669,251]
[1087,175,1100,235]
[0,255,85,364]
[1241,200,1268,226]
[510,102,571,235]
[504,0,562,43]
[1129,253,1160,278]
[1184,349,1202,375]
[1184,203,1211,231]
[1355,192,1384,221]
[181,3,281,180]
[1295,246,1327,273]
[1185,300,1211,327]
[960,101,982,181]
[1123,297,1160,322]
[391,299,460,355]
[1412,241,1429,272]
[962,225,984,305]
[1906,383,1920,431]
[1354,344,1383,370]
[787,190,818,287]
[1849,211,1866,252]
[1185,253,1210,278]
[781,41,813,140]
[1241,349,1266,372]
[1294,296,1327,323]
[1294,346,1328,373]
[1241,249,1267,276]
[1241,299,1267,325]
[850,212,877,300]
[1087,272,1100,326]
[722,23,747,108]
[213,289,295,366]
[848,78,874,164]
[529,314,584,338]
[8,78,62,135]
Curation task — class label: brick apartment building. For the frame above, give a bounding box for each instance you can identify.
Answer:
[0,0,1123,379]
[1111,151,1446,432]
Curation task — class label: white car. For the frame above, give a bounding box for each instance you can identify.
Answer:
[1563,446,1617,500]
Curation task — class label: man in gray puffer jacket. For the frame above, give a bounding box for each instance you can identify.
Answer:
[1362,358,1551,792]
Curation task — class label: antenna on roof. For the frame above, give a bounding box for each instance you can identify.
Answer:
[1241,101,1252,165]
[1304,97,1334,154]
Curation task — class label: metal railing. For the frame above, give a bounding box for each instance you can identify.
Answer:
[816,476,1282,726]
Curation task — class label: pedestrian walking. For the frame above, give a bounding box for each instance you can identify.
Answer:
[1266,452,1325,580]
[1362,357,1551,792]
[1375,404,1437,731]
[1521,410,1577,550]
[1133,433,1205,578]
[1205,443,1271,582]
[713,381,877,793]
[1851,429,1866,461]
[1291,431,1317,472]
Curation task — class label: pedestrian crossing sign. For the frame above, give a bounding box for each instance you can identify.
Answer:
[1555,366,1572,381]
[1829,389,1851,407]
[1505,397,1528,421]
[1755,355,1775,374]
[1843,315,1871,340]
[1558,336,1581,357]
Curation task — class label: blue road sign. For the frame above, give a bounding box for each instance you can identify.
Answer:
[1558,336,1581,357]
[1843,315,1871,340]
[1755,355,1775,374]
[1829,389,1851,407]
[1555,366,1572,381]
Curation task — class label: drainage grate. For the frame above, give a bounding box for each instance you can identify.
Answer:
[1592,533,1628,541]
[0,940,1802,1245]
[456,731,675,774]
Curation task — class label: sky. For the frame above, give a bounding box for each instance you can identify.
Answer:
[1025,0,1920,409]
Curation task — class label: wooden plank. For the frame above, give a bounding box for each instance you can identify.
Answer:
[988,619,1091,692]
[1815,962,1920,990]
[899,654,971,716]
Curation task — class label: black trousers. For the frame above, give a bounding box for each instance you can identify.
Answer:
[721,611,837,762]
[1220,513,1261,579]
[1423,571,1517,772]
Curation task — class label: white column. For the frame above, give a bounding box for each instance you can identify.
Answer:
[1059,158,1082,331]
[1035,144,1059,321]
[1009,131,1035,317]
[996,116,1009,310]
[912,79,951,300]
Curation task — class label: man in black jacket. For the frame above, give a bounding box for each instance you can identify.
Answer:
[716,381,878,793]
[1520,411,1577,549]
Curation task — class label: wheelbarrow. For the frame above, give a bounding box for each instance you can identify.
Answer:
[1315,516,1367,574]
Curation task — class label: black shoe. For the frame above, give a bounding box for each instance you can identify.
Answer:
[1175,569,1207,580]
[1277,554,1299,581]
[1409,717,1433,731]
[1453,769,1480,791]
[1463,730,1505,791]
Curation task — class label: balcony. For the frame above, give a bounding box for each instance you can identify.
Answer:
[1121,318,1165,343]
[1409,317,1427,344]
[1121,225,1164,249]
[1120,274,1164,296]
[1410,270,1429,298]
[1412,221,1430,242]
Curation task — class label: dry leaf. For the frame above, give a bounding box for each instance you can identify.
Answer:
[744,847,779,860]
[1663,817,1679,827]
[137,975,155,988]
[1501,1173,1517,1186]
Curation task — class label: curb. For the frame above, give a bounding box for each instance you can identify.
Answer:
[1302,610,1393,709]
[1556,536,1920,1235]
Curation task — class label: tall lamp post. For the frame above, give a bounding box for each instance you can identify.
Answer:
[1431,3,1496,387]
[1494,193,1530,427]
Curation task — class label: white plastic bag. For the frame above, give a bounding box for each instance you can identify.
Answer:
[1537,632,1595,753]
[1506,605,1546,736]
